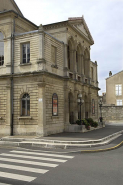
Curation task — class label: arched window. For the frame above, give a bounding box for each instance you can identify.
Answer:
[0,32,4,66]
[52,93,58,116]
[21,93,30,116]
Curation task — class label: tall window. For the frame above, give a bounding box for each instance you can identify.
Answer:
[21,93,30,116]
[67,45,70,69]
[22,43,30,64]
[0,32,4,66]
[92,99,95,114]
[76,51,78,73]
[117,100,122,106]
[91,67,93,80]
[52,93,58,116]
[115,84,122,96]
[51,45,56,64]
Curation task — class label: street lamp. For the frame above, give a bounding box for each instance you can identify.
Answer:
[99,98,103,122]
[77,93,84,125]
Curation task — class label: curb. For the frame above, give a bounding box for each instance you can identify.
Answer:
[1,129,123,144]
[0,133,122,150]
[80,141,123,153]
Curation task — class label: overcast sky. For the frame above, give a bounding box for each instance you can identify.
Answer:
[15,0,123,95]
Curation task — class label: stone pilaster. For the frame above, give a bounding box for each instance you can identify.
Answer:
[64,44,69,77]
[37,82,46,136]
[37,24,46,71]
[6,85,11,135]
[73,50,77,79]
[74,90,78,122]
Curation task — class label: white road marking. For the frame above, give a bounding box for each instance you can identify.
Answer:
[0,153,67,163]
[0,183,12,185]
[0,163,48,174]
[0,172,36,182]
[11,150,74,159]
[0,157,58,168]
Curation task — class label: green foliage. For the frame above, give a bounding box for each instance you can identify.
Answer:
[93,121,98,127]
[81,119,88,125]
[76,119,81,125]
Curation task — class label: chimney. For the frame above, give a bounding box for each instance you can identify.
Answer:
[109,71,112,76]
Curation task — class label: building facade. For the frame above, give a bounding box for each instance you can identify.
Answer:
[0,0,99,136]
[101,71,123,123]
[106,71,123,105]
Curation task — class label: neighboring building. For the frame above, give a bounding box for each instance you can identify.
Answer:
[101,71,123,123]
[0,0,99,136]
[106,71,123,105]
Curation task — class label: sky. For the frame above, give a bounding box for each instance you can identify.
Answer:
[15,0,123,95]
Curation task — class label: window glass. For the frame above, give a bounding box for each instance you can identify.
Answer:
[21,94,30,116]
[92,99,95,114]
[51,45,56,64]
[115,85,122,96]
[91,67,93,79]
[52,93,58,116]
[22,100,26,116]
[22,43,30,64]
[67,45,70,69]
[0,32,4,66]
[117,100,122,106]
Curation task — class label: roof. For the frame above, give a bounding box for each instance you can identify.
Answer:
[43,16,94,45]
[11,0,24,17]
[106,70,123,80]
[0,10,38,28]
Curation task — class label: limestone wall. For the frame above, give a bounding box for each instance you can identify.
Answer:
[44,76,64,136]
[44,33,64,76]
[102,105,123,122]
[14,32,39,73]
[13,76,39,135]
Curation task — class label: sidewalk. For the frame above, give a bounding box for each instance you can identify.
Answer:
[0,125,123,152]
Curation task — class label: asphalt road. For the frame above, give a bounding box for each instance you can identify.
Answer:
[0,144,122,185]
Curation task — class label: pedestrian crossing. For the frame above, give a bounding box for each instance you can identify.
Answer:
[0,149,74,184]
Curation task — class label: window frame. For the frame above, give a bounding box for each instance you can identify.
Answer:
[115,84,122,96]
[92,99,95,114]
[0,32,4,66]
[21,93,30,116]
[52,93,58,116]
[116,99,122,106]
[22,43,30,64]
[51,45,57,65]
[91,67,93,80]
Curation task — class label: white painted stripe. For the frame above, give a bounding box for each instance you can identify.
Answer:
[0,163,48,174]
[0,183,12,185]
[0,157,58,168]
[0,153,67,163]
[0,172,36,182]
[11,150,74,159]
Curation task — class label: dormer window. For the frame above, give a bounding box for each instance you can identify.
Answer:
[0,32,4,66]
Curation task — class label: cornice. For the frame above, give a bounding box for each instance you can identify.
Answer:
[43,20,94,45]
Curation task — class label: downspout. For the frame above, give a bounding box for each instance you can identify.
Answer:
[11,16,17,136]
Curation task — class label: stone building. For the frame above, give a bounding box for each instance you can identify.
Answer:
[106,71,123,105]
[101,71,123,123]
[0,0,99,136]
